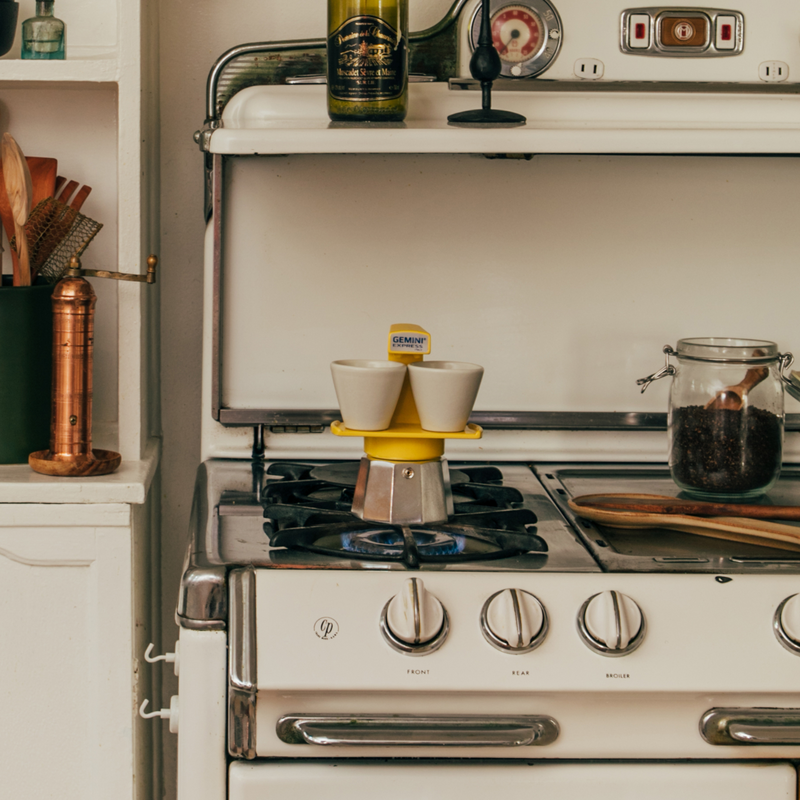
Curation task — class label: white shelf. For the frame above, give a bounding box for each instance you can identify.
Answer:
[0,48,119,82]
[210,83,800,155]
[0,437,160,504]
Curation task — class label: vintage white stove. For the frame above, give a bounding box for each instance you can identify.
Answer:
[156,0,800,797]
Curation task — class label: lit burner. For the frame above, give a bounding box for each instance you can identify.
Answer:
[341,529,465,557]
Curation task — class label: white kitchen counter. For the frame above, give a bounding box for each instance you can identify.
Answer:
[0,436,161,505]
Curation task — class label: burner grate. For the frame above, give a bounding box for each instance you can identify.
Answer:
[261,462,548,568]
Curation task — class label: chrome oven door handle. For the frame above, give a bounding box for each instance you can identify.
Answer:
[701,708,800,745]
[276,714,559,747]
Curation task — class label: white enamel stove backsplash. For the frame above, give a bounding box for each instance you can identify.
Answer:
[253,570,800,759]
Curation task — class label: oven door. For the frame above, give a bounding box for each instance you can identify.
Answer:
[229,761,797,800]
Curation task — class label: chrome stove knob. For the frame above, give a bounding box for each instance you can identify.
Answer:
[578,590,645,657]
[775,594,800,654]
[481,589,548,653]
[381,578,449,656]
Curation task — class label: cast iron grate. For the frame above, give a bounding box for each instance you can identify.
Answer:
[261,462,547,569]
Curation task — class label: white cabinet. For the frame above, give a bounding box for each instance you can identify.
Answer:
[0,0,160,797]
[0,446,160,799]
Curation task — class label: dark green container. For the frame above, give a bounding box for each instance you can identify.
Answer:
[0,277,54,463]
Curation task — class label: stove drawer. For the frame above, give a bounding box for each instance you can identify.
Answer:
[229,761,797,800]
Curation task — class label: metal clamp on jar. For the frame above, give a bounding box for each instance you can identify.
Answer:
[639,338,800,501]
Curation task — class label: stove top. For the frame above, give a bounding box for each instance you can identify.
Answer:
[538,463,800,573]
[176,458,800,630]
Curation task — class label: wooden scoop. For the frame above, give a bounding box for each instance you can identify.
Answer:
[705,349,768,411]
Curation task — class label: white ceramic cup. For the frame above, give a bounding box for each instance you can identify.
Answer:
[330,360,407,431]
[408,360,484,432]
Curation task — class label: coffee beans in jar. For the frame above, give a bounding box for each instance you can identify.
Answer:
[639,338,794,501]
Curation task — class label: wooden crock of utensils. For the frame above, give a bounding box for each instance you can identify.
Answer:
[569,493,800,552]
[705,348,769,411]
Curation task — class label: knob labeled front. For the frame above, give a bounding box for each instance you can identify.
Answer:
[481,589,548,653]
[578,590,645,657]
[381,578,449,655]
[775,594,800,654]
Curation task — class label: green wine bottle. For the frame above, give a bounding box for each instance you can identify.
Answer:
[327,0,408,121]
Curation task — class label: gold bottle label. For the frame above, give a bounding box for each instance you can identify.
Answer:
[328,15,407,102]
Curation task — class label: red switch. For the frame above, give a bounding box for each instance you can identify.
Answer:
[627,13,650,49]
[715,15,737,50]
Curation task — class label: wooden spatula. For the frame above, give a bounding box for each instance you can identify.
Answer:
[54,177,92,211]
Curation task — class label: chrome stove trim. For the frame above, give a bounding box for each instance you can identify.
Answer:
[215,407,800,430]
[701,708,800,745]
[176,462,228,630]
[211,154,223,420]
[275,713,559,747]
[229,567,257,759]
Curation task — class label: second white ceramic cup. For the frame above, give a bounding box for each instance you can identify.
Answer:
[330,359,407,431]
[408,360,484,432]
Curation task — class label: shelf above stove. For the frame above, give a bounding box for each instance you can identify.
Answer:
[203,83,800,156]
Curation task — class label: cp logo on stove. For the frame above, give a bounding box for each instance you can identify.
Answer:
[314,617,340,640]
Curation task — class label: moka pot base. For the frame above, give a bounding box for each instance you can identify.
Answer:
[349,456,456,525]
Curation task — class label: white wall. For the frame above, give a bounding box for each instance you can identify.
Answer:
[157,2,453,797]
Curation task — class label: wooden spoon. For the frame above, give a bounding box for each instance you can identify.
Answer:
[567,497,800,553]
[705,349,768,411]
[570,493,800,520]
[1,133,32,286]
[0,156,56,281]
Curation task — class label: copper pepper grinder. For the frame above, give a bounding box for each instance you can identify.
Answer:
[29,255,157,477]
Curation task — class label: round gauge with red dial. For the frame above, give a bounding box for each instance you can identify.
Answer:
[470,0,562,79]
[492,5,543,64]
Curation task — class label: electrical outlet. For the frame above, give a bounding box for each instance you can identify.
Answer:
[759,61,789,82]
[574,58,605,80]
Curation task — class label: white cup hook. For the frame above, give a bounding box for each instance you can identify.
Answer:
[139,699,163,719]
[144,642,180,675]
[139,698,179,733]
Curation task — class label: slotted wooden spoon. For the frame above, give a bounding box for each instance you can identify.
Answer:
[569,493,800,552]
